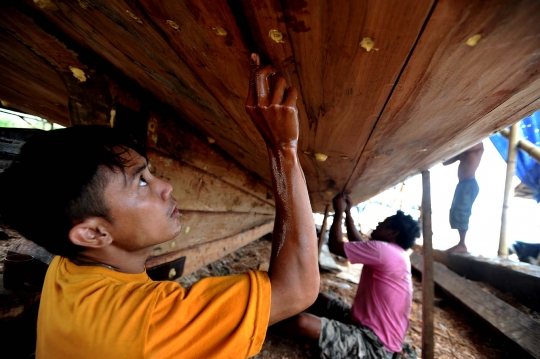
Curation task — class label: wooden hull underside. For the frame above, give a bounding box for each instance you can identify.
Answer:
[1,0,540,274]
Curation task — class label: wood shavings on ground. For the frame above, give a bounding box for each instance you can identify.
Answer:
[180,238,520,358]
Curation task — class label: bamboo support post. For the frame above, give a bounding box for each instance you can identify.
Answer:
[317,205,330,255]
[499,128,540,164]
[421,170,434,359]
[499,123,519,258]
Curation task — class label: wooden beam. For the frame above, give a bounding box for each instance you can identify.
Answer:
[148,112,274,205]
[148,150,274,214]
[433,249,540,313]
[317,205,330,255]
[500,128,540,164]
[499,123,519,258]
[146,221,274,276]
[421,170,434,359]
[411,252,540,358]
[150,211,273,257]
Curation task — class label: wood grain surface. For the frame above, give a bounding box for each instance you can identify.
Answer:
[1,0,539,212]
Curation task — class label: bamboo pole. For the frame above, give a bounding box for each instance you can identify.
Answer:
[499,128,540,164]
[499,123,519,258]
[317,205,330,255]
[421,170,434,359]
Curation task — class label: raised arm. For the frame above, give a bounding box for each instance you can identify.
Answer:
[443,155,459,166]
[344,196,363,242]
[328,194,347,258]
[245,54,319,325]
[443,142,484,165]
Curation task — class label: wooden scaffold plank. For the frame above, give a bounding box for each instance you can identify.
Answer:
[411,252,540,358]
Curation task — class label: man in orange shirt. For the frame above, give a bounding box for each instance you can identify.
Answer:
[0,54,319,358]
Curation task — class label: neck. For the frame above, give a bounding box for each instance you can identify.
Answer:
[73,247,153,274]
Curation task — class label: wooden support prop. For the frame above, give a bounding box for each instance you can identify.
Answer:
[421,170,434,359]
[499,123,519,258]
[317,205,330,256]
[500,128,540,164]
[411,252,540,358]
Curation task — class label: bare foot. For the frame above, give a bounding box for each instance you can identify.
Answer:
[446,244,468,254]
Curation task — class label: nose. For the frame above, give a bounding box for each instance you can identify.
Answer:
[158,177,173,200]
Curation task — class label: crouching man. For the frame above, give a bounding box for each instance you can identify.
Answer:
[0,53,319,358]
[272,194,420,359]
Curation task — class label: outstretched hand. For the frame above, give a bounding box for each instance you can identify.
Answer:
[245,54,299,149]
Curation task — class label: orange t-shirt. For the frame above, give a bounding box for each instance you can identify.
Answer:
[36,257,271,359]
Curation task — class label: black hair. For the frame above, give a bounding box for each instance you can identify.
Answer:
[386,210,420,250]
[0,125,144,258]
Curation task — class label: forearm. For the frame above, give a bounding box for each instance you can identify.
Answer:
[328,210,346,257]
[443,156,459,166]
[267,146,319,322]
[345,211,362,242]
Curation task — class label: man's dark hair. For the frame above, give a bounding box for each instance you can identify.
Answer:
[386,210,420,250]
[0,126,144,258]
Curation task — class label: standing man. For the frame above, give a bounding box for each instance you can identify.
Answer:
[443,142,484,253]
[271,194,420,359]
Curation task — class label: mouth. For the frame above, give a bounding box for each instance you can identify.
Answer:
[169,200,179,218]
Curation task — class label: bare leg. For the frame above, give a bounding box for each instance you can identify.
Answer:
[447,230,468,253]
[269,313,321,344]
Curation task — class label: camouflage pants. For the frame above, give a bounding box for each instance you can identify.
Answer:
[318,298,417,359]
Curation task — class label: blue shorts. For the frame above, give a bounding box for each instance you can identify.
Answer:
[449,178,479,231]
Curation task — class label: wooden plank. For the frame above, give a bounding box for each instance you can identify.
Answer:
[146,221,274,276]
[236,0,317,201]
[22,0,270,182]
[411,252,540,358]
[347,0,540,204]
[1,5,274,205]
[0,32,69,126]
[421,170,434,359]
[150,212,273,257]
[148,150,274,214]
[148,112,274,205]
[239,0,434,211]
[5,0,539,212]
[418,76,540,179]
[433,249,540,313]
[137,0,267,156]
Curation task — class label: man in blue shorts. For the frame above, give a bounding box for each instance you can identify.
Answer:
[443,142,484,253]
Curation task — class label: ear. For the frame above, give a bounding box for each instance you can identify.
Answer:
[69,217,113,249]
[388,229,400,242]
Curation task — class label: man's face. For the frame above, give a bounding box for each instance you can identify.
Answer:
[370,219,398,243]
[102,149,181,251]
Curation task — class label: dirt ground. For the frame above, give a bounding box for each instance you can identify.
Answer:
[0,232,534,358]
[178,238,529,359]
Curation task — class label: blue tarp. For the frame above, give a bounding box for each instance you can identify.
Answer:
[490,110,540,202]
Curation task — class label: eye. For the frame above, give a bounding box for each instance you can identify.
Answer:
[139,175,148,187]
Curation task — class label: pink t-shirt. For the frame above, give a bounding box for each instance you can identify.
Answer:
[344,240,412,353]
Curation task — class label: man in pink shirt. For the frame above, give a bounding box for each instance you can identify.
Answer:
[272,194,420,358]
